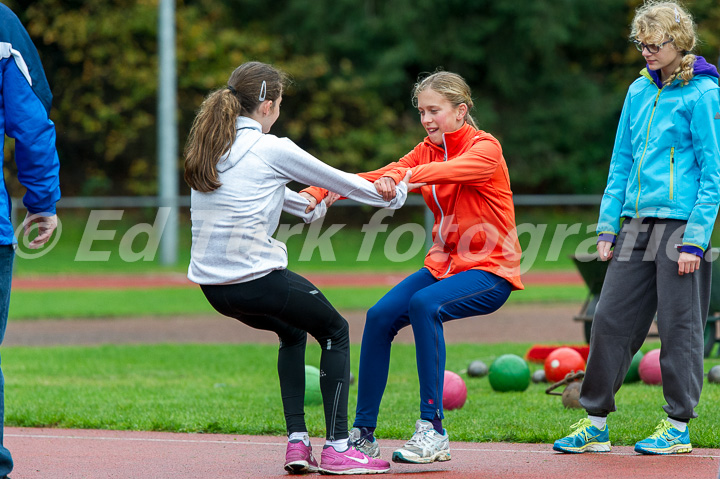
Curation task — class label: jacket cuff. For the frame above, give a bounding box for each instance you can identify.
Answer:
[597,233,616,245]
[680,245,704,257]
[384,168,408,185]
[299,186,327,203]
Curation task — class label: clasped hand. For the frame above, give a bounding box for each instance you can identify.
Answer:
[597,240,701,275]
[301,171,424,213]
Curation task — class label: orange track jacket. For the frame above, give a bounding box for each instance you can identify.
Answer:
[304,123,524,290]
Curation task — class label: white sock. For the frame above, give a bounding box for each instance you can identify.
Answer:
[667,418,687,432]
[588,415,607,429]
[289,432,310,446]
[325,439,349,452]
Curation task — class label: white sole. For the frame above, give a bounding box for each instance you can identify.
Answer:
[553,442,611,453]
[284,461,319,474]
[318,467,390,475]
[635,444,692,455]
[392,449,451,464]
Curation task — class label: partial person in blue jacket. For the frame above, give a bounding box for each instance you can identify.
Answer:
[0,5,61,477]
[554,1,720,456]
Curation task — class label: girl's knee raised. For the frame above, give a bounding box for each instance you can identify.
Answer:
[408,293,437,320]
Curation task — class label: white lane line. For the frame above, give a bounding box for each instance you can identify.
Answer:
[7,434,720,459]
[6,433,286,447]
[384,446,720,459]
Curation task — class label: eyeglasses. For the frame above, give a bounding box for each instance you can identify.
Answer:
[633,38,674,54]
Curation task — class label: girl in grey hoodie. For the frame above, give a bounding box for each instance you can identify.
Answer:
[184,61,410,475]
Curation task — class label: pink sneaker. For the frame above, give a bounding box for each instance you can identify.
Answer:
[319,445,390,475]
[284,439,319,474]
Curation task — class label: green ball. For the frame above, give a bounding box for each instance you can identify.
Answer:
[305,365,322,406]
[488,354,530,392]
[624,350,644,383]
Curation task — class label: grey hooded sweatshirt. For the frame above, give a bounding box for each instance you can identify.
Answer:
[188,117,407,285]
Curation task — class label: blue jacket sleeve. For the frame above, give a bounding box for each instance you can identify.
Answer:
[683,88,720,251]
[597,89,633,238]
[2,57,61,215]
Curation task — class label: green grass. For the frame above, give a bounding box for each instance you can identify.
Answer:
[7,284,587,320]
[11,207,610,277]
[13,210,192,276]
[0,205,650,320]
[13,206,720,277]
[4,342,720,447]
[8,288,216,320]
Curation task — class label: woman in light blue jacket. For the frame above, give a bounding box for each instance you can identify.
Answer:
[554,1,720,456]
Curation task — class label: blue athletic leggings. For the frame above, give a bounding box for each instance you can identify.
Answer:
[354,267,512,427]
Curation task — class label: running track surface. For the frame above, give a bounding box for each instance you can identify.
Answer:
[8,271,719,478]
[7,427,719,479]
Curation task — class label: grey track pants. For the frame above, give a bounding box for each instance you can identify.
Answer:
[580,218,711,420]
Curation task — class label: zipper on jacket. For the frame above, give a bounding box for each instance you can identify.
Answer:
[669,147,675,200]
[439,134,452,277]
[635,88,663,216]
[432,135,449,248]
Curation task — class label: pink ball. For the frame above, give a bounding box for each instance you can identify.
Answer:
[638,348,662,385]
[443,370,467,410]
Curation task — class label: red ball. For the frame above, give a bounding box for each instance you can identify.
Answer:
[544,347,586,383]
[443,370,467,410]
[638,348,662,385]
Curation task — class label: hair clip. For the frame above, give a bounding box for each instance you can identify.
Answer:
[258,80,267,101]
[674,6,681,23]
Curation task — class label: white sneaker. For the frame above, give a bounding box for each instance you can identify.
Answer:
[348,427,381,458]
[391,419,450,464]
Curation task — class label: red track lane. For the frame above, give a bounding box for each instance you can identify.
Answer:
[11,270,583,291]
[17,269,698,479]
[6,427,718,479]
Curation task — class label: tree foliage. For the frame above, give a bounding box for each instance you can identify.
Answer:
[3,0,720,196]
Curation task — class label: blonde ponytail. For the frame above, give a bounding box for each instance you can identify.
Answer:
[464,114,479,129]
[665,53,696,86]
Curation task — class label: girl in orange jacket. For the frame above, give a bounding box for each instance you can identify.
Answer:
[304,71,523,464]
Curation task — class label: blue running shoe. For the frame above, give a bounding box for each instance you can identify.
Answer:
[634,420,692,455]
[553,418,611,453]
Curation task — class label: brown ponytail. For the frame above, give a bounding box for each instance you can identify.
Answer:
[184,62,287,192]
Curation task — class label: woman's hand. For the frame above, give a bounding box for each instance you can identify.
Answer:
[402,170,425,191]
[324,191,341,208]
[678,252,701,275]
[299,192,317,214]
[597,240,613,261]
[23,213,58,249]
[374,177,396,201]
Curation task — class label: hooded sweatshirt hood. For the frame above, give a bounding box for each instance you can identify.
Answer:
[645,55,719,88]
[215,116,263,173]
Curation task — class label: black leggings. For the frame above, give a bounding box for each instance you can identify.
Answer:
[201,269,350,440]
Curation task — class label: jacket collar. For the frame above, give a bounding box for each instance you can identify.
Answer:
[641,55,720,89]
[235,116,263,131]
[424,122,478,158]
